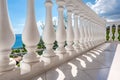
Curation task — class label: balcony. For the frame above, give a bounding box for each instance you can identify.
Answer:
[1,0,119,80]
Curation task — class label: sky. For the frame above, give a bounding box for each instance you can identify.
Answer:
[7,0,120,34]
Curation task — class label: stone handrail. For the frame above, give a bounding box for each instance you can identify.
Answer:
[0,0,106,80]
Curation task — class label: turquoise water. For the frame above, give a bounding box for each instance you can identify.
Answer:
[13,34,23,49]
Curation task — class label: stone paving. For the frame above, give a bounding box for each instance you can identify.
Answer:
[32,42,118,80]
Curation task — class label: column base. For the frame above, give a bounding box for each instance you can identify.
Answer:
[79,43,86,52]
[83,42,89,50]
[43,49,56,57]
[55,52,69,63]
[56,47,66,54]
[0,58,16,72]
[73,44,81,53]
[41,55,59,69]
[65,45,74,51]
[22,53,40,63]
[20,61,44,80]
[0,68,20,80]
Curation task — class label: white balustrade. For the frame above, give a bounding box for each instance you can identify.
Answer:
[115,25,118,41]
[0,0,16,72]
[82,17,88,49]
[43,0,56,57]
[86,19,91,48]
[0,0,107,79]
[56,0,66,54]
[90,22,94,47]
[79,16,85,51]
[87,20,92,48]
[109,25,113,41]
[89,21,93,47]
[65,3,74,51]
[22,0,40,63]
[73,8,80,52]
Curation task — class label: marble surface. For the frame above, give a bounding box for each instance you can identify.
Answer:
[32,42,118,80]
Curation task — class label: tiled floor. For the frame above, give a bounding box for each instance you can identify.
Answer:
[33,42,118,80]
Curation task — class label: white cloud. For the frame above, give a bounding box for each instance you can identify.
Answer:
[37,17,58,28]
[36,17,58,35]
[13,26,24,34]
[86,0,120,22]
[53,16,58,26]
[37,20,45,29]
[17,23,24,26]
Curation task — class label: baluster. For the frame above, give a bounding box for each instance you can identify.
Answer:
[115,25,118,41]
[65,3,74,51]
[109,25,112,41]
[73,8,80,52]
[79,16,85,51]
[22,0,40,62]
[0,0,16,72]
[82,17,88,49]
[43,0,56,57]
[56,0,66,54]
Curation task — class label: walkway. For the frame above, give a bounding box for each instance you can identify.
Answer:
[32,42,118,80]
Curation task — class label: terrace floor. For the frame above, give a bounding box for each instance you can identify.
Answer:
[32,42,119,80]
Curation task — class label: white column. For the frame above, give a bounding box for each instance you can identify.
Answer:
[92,22,96,46]
[109,25,112,41]
[22,0,40,63]
[90,22,94,46]
[82,17,88,49]
[86,19,91,48]
[87,20,92,48]
[0,0,16,72]
[94,23,98,45]
[89,21,93,47]
[43,0,56,57]
[65,4,74,51]
[115,25,118,41]
[79,16,85,50]
[73,9,80,52]
[56,0,66,54]
[104,24,107,42]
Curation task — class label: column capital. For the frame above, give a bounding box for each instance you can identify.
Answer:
[57,0,65,11]
[45,0,53,7]
[56,0,65,6]
[66,1,73,13]
[73,8,79,16]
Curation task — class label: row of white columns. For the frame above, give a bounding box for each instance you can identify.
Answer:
[109,25,119,41]
[0,0,106,72]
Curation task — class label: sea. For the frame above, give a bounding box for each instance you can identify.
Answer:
[13,34,23,49]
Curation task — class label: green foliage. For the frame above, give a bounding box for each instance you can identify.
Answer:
[17,62,20,67]
[53,41,58,50]
[112,28,115,34]
[22,44,27,52]
[11,49,20,54]
[37,50,44,55]
[10,54,15,58]
[38,39,45,49]
[106,29,109,41]
[118,35,120,41]
[112,27,115,41]
[112,34,115,41]
[106,25,120,41]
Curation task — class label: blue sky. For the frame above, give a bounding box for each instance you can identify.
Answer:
[7,0,120,34]
[8,0,59,34]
